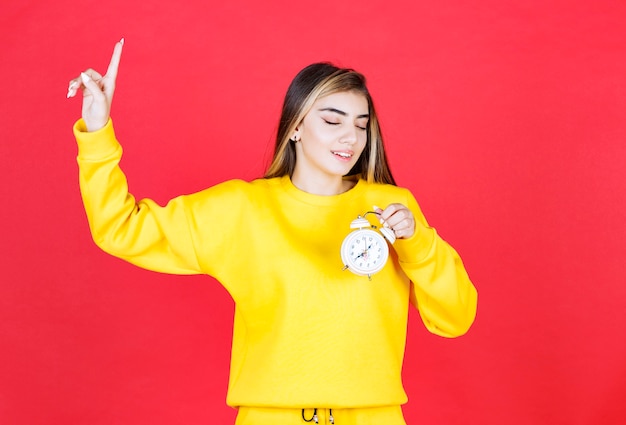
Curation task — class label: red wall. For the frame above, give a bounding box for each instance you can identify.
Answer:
[1,1,625,424]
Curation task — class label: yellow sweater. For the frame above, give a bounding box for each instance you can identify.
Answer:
[74,119,477,409]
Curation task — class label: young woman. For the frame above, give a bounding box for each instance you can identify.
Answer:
[67,39,477,425]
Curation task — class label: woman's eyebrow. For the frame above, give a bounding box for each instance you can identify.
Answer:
[318,107,369,119]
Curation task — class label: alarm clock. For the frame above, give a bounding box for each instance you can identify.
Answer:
[341,213,396,279]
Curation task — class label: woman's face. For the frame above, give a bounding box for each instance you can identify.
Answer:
[293,90,369,187]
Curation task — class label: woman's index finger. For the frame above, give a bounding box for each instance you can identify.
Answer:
[105,38,124,79]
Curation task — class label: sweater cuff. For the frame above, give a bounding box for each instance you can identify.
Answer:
[393,221,437,264]
[73,118,120,160]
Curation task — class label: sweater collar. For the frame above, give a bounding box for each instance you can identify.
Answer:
[279,175,366,206]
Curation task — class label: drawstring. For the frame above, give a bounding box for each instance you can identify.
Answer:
[302,408,334,424]
[302,408,318,424]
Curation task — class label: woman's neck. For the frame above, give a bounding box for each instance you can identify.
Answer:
[290,172,357,196]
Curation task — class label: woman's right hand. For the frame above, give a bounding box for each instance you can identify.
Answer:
[67,38,124,132]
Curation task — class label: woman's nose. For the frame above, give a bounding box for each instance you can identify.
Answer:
[339,126,358,144]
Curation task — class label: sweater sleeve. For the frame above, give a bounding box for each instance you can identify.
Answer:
[74,118,203,275]
[392,189,478,338]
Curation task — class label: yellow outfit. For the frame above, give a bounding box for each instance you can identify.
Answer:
[74,119,477,424]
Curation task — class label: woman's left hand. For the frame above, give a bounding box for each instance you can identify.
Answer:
[375,204,415,239]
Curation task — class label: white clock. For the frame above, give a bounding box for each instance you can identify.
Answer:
[341,214,396,279]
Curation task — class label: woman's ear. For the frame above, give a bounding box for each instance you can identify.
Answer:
[293,126,301,142]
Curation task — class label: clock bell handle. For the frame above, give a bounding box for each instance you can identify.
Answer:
[365,207,396,244]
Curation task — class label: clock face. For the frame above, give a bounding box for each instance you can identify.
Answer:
[341,228,390,277]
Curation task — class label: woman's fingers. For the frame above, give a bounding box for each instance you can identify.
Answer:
[80,72,104,100]
[377,203,415,239]
[66,68,104,98]
[67,80,80,98]
[105,38,124,82]
[66,38,123,99]
[66,39,124,132]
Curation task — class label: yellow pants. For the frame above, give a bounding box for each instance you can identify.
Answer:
[235,406,406,425]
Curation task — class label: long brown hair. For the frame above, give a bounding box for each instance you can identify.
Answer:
[265,63,396,185]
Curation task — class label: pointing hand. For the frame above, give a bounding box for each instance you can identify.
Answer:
[67,38,124,132]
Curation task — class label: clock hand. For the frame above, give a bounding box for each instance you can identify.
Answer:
[355,243,374,261]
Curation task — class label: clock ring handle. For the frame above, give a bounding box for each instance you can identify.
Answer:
[363,210,396,244]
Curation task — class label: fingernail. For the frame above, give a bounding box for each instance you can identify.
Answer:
[80,72,90,84]
[120,37,125,45]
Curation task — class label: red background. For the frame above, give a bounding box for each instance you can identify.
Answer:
[1,1,625,424]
